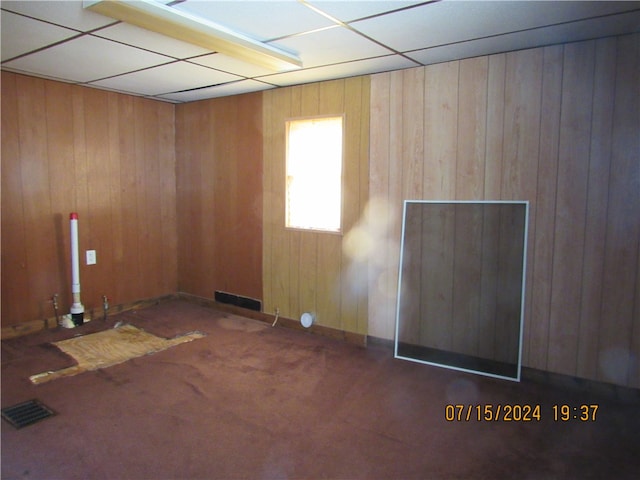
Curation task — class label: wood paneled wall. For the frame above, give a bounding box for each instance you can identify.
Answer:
[175,93,263,302]
[262,77,370,334]
[369,33,639,388]
[1,72,177,327]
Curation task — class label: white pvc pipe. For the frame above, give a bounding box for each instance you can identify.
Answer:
[69,212,84,324]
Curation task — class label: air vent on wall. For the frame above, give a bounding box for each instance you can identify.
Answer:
[214,291,261,312]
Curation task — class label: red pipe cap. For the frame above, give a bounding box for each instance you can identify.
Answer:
[70,212,78,220]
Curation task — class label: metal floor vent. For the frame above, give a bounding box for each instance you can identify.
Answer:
[1,399,55,429]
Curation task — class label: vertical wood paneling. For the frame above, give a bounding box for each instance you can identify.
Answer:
[384,71,404,340]
[261,89,276,312]
[484,53,506,199]
[478,53,507,360]
[141,100,166,297]
[457,57,488,199]
[263,78,370,332]
[147,103,164,296]
[502,49,543,365]
[269,88,291,314]
[1,73,29,323]
[17,75,56,319]
[106,93,122,282]
[577,38,616,380]
[212,98,235,292]
[502,49,542,202]
[132,99,149,300]
[83,88,113,306]
[1,73,177,327]
[597,34,640,386]
[424,62,459,199]
[342,76,369,334]
[175,92,263,303]
[368,72,392,339]
[158,101,177,294]
[356,77,371,334]
[236,94,263,299]
[528,45,563,371]
[196,101,215,295]
[369,33,640,388]
[402,68,424,200]
[117,94,141,303]
[547,41,595,376]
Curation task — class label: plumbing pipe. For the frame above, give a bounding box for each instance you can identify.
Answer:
[52,293,60,326]
[69,213,85,326]
[102,295,109,321]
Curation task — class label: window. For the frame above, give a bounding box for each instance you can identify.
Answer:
[286,115,343,233]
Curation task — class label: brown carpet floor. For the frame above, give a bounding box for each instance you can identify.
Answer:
[2,299,639,480]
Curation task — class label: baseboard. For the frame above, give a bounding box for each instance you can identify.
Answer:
[520,367,640,404]
[1,317,58,340]
[3,292,366,347]
[366,335,639,404]
[1,293,179,340]
[178,292,367,347]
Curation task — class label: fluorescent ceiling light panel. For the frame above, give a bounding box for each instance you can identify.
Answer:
[83,0,302,71]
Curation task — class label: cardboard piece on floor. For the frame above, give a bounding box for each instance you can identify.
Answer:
[30,324,205,385]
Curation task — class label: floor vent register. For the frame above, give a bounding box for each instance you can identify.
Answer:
[1,399,55,429]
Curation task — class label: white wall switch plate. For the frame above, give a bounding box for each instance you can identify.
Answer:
[86,250,97,265]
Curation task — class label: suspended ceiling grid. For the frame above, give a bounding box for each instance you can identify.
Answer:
[1,0,639,103]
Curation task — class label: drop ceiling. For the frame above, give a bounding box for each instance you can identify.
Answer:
[2,0,639,103]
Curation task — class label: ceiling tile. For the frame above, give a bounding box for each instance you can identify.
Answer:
[2,35,172,83]
[352,1,640,53]
[349,2,462,52]
[305,0,423,23]
[89,61,243,96]
[257,54,417,87]
[189,53,275,78]
[173,0,335,41]
[1,11,79,61]
[406,10,640,66]
[1,0,115,31]
[270,26,391,69]
[158,79,275,102]
[93,22,211,59]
